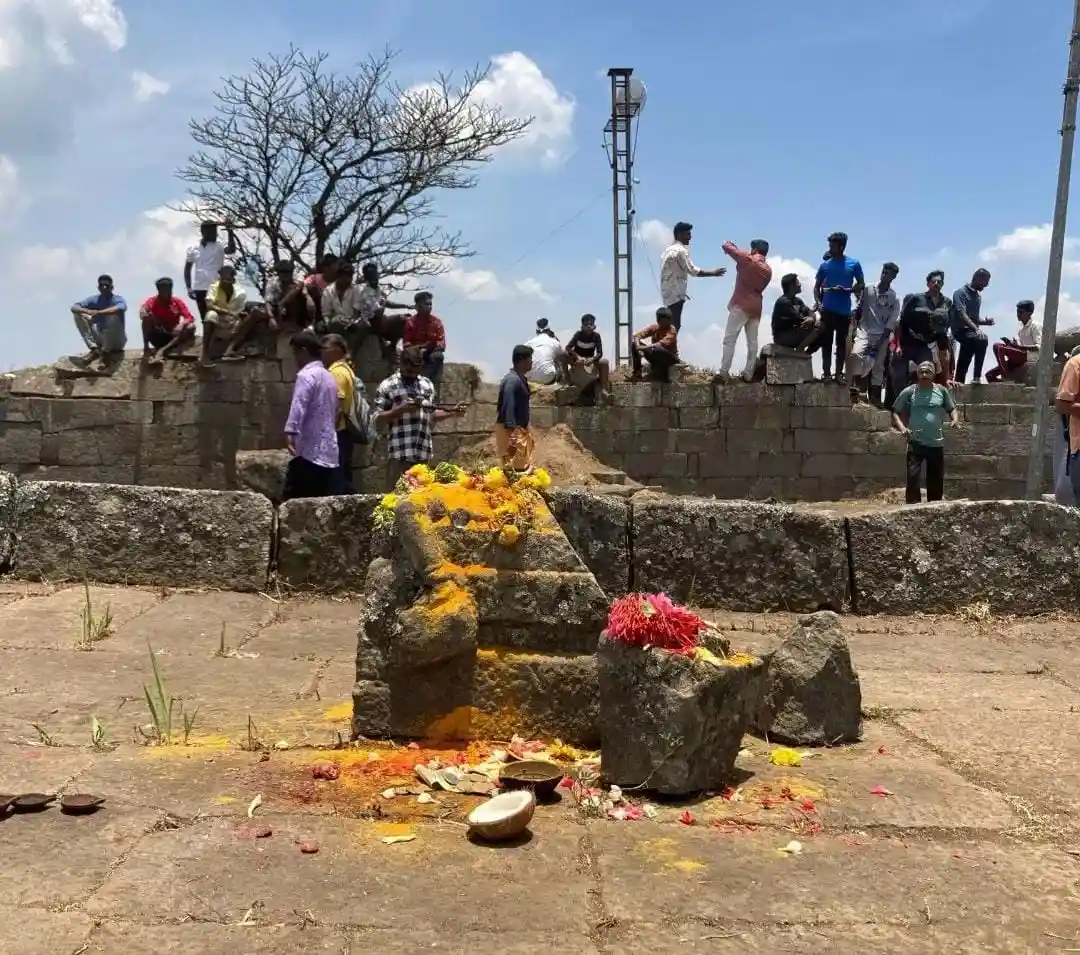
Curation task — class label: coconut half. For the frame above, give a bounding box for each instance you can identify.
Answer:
[466,789,536,841]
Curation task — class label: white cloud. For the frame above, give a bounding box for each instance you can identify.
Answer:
[0,0,127,69]
[131,70,170,103]
[0,154,27,221]
[514,277,556,302]
[979,224,1079,262]
[472,52,574,163]
[636,218,670,257]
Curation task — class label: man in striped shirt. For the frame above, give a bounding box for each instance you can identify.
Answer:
[718,238,772,381]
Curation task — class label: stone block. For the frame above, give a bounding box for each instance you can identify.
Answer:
[848,453,904,480]
[544,487,630,597]
[780,477,822,500]
[793,429,869,454]
[947,454,1000,477]
[235,449,289,502]
[697,452,764,478]
[30,398,154,432]
[848,500,1080,614]
[763,350,814,385]
[624,452,690,480]
[7,368,65,398]
[139,464,229,490]
[961,403,1014,425]
[797,406,863,430]
[12,482,272,590]
[614,430,674,455]
[0,423,42,465]
[597,635,766,795]
[754,611,862,746]
[956,382,1032,405]
[610,381,669,409]
[815,475,860,499]
[0,470,15,569]
[632,495,849,611]
[677,406,720,429]
[792,383,851,407]
[726,428,791,453]
[627,406,676,431]
[801,453,855,478]
[671,429,723,455]
[561,406,602,432]
[695,477,757,498]
[755,454,804,478]
[948,425,1030,456]
[52,426,144,468]
[667,383,716,407]
[715,383,792,407]
[850,405,893,431]
[16,464,137,485]
[67,375,135,400]
[719,403,792,430]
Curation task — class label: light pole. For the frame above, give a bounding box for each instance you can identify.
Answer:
[1025,2,1080,499]
[604,68,646,366]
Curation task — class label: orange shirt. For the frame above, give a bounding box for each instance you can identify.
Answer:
[723,242,772,318]
[1056,355,1080,453]
[638,323,678,359]
[403,313,446,351]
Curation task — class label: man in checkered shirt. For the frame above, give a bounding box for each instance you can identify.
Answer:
[374,345,466,489]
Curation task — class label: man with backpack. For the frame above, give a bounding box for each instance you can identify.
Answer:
[322,334,370,494]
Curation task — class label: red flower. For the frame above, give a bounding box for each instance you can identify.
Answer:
[869,785,893,797]
[801,798,816,813]
[678,810,696,826]
[605,593,705,655]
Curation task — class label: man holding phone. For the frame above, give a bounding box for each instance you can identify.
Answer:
[374,345,466,489]
[814,232,865,383]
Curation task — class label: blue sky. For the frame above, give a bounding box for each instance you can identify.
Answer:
[0,0,1076,378]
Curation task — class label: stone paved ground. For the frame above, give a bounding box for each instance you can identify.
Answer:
[2,584,1080,954]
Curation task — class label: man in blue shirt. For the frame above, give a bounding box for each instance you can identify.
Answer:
[951,268,995,384]
[892,360,960,504]
[495,344,535,470]
[70,274,128,367]
[813,232,865,384]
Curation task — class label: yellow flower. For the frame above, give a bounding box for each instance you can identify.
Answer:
[379,493,398,509]
[483,467,509,490]
[406,464,434,485]
[497,524,521,547]
[533,468,552,489]
[515,475,538,491]
[768,747,802,768]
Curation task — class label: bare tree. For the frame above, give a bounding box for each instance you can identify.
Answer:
[176,47,532,290]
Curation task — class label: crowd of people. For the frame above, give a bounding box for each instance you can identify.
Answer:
[64,218,1061,506]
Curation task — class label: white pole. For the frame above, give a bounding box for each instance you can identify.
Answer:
[1025,1,1080,499]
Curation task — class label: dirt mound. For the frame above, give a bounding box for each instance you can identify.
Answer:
[452,423,629,488]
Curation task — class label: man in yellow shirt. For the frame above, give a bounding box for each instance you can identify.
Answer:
[321,334,359,493]
[202,264,248,366]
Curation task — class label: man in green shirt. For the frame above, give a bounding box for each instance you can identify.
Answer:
[891,360,960,504]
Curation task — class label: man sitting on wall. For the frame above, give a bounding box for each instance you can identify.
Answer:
[631,307,679,382]
[401,291,447,396]
[140,278,197,365]
[566,313,611,400]
[987,300,1042,382]
[70,274,128,369]
[265,260,314,330]
[770,273,824,353]
[524,321,569,386]
[203,265,254,365]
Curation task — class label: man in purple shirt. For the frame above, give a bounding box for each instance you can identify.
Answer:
[282,330,340,500]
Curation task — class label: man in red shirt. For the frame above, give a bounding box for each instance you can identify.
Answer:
[631,306,679,382]
[402,291,447,395]
[719,238,773,381]
[140,277,196,365]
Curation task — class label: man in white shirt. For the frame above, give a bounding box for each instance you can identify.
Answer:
[659,221,726,331]
[846,262,901,406]
[987,299,1042,381]
[183,221,236,320]
[524,329,567,385]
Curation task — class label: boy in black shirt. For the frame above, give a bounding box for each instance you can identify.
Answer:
[566,313,611,398]
[771,273,824,353]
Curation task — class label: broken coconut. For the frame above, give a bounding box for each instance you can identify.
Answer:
[466,790,535,842]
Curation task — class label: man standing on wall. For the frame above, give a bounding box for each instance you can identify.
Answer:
[659,222,726,331]
[718,238,772,382]
[282,330,340,501]
[892,360,960,504]
[814,232,865,383]
[846,262,900,406]
[951,268,995,384]
[183,221,236,320]
[894,271,953,397]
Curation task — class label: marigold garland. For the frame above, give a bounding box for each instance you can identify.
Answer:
[371,462,553,547]
[605,592,706,656]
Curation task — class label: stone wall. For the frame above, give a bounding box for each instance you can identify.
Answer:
[0,346,1057,501]
[3,472,1079,615]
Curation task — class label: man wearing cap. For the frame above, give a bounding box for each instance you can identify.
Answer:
[987,300,1041,382]
[814,232,865,383]
[659,222,726,331]
[892,360,960,504]
[718,238,772,381]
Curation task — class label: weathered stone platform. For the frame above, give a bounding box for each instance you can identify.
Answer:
[352,476,608,744]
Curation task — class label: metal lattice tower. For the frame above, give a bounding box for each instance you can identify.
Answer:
[605,68,642,366]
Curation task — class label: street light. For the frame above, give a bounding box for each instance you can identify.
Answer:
[604,68,646,366]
